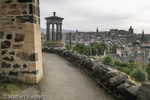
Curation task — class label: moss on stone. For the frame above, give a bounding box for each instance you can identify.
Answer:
[0,83,19,97]
[43,41,66,47]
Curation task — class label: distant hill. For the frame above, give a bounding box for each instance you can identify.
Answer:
[41,28,75,34]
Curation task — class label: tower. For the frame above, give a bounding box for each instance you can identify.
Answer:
[0,0,43,84]
[129,26,134,33]
[96,27,99,33]
[141,30,145,42]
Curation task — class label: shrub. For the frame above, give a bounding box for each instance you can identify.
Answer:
[113,59,123,66]
[145,63,150,80]
[130,67,147,82]
[101,55,113,66]
[66,43,72,50]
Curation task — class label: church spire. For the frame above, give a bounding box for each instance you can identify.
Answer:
[141,30,145,42]
[96,26,99,33]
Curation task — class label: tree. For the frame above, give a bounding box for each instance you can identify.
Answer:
[113,59,123,66]
[127,62,141,72]
[130,67,147,82]
[101,55,113,66]
[145,63,150,80]
[110,45,118,53]
[91,46,98,56]
[66,43,72,50]
[129,59,135,63]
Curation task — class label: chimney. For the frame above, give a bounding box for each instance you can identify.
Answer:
[53,12,56,16]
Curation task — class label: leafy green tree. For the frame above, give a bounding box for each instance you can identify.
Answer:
[113,59,123,66]
[127,62,141,72]
[129,59,135,63]
[122,67,131,75]
[66,43,72,50]
[91,46,98,56]
[110,45,118,53]
[100,41,108,51]
[101,55,113,66]
[145,63,150,80]
[130,67,147,82]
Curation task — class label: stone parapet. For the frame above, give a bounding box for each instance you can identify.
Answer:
[42,47,150,100]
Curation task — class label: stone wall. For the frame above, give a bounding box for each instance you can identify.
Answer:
[0,0,43,84]
[43,47,150,100]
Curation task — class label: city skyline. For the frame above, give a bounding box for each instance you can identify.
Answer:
[40,0,150,33]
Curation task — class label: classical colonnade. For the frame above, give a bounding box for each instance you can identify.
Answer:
[46,23,62,41]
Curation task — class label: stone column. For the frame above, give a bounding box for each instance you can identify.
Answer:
[56,24,59,41]
[60,23,62,41]
[52,23,55,41]
[46,23,50,41]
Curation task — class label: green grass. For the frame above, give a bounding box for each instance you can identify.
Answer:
[0,83,19,97]
[43,41,66,47]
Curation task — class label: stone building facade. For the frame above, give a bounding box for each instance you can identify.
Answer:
[0,0,43,84]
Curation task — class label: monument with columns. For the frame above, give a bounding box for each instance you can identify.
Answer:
[45,12,64,41]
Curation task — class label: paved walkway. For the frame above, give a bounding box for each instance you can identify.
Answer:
[40,52,114,100]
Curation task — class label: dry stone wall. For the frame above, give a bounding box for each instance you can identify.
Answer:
[0,0,43,84]
[43,47,150,100]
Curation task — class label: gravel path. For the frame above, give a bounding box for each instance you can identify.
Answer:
[40,52,114,100]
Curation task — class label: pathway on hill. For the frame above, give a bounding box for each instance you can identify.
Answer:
[40,52,114,100]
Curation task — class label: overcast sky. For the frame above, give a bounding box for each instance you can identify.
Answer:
[40,0,150,33]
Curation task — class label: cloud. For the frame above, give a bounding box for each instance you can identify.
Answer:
[40,0,150,33]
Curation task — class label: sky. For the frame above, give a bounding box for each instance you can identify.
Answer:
[40,0,150,33]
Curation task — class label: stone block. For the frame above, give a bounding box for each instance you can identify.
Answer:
[26,76,37,84]
[1,41,11,49]
[14,34,25,42]
[2,62,11,68]
[13,44,23,49]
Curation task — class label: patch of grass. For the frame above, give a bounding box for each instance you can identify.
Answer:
[43,41,66,47]
[0,83,19,96]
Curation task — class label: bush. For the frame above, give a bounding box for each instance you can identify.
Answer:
[130,67,147,82]
[145,63,150,80]
[122,67,131,75]
[66,43,72,50]
[88,56,97,60]
[113,59,123,66]
[43,41,66,47]
[101,55,113,66]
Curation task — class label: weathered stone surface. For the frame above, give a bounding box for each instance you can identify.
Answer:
[1,50,7,55]
[10,4,17,9]
[9,51,15,55]
[1,41,11,49]
[29,53,37,61]
[125,86,139,100]
[20,70,39,75]
[14,34,25,42]
[109,73,128,87]
[13,64,21,68]
[29,4,35,14]
[13,44,23,49]
[2,62,11,68]
[23,64,27,68]
[9,71,18,76]
[136,83,150,100]
[17,0,34,3]
[16,52,37,61]
[8,10,20,15]
[6,34,12,39]
[3,56,14,61]
[5,0,13,3]
[0,31,4,39]
[16,15,37,24]
[117,83,132,95]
